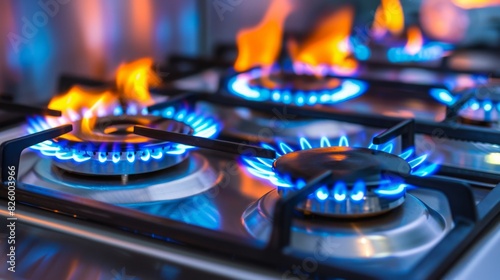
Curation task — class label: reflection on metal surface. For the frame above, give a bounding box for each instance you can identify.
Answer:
[129,194,221,230]
[242,190,450,262]
[241,135,436,185]
[485,153,500,165]
[22,153,221,204]
[198,102,366,143]
[418,135,500,175]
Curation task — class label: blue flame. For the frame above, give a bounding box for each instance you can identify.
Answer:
[350,180,366,201]
[333,181,347,201]
[350,37,371,61]
[315,187,330,201]
[387,42,453,63]
[228,68,367,105]
[430,88,500,115]
[27,106,219,165]
[242,135,438,202]
[429,88,457,106]
[374,183,407,196]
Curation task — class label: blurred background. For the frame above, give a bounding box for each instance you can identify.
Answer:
[0,0,499,103]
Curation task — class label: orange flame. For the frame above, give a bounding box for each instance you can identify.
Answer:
[372,0,405,38]
[404,26,424,55]
[47,86,118,139]
[289,6,357,74]
[115,57,161,106]
[233,0,294,72]
[420,0,468,43]
[47,58,160,137]
[452,0,500,9]
[48,86,118,121]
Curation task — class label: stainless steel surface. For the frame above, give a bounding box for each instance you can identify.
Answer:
[1,66,500,278]
[444,216,500,280]
[0,205,280,280]
[199,103,366,143]
[419,135,500,176]
[22,153,221,204]
[243,190,450,267]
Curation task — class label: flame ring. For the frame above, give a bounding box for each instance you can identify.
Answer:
[27,106,219,166]
[227,68,367,105]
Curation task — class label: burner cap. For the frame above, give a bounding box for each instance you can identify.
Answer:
[273,147,411,217]
[52,115,193,176]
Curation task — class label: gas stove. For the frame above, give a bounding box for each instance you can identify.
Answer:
[2,1,500,279]
[0,51,499,279]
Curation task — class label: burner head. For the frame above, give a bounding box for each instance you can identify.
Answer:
[227,67,367,105]
[273,147,410,218]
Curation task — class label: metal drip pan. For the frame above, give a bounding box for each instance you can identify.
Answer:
[243,190,450,260]
[21,153,222,204]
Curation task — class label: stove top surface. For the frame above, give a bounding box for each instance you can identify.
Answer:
[1,61,500,279]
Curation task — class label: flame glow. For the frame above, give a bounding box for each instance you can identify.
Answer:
[28,58,219,164]
[242,136,438,202]
[404,26,424,55]
[289,6,358,75]
[420,0,468,43]
[28,105,219,163]
[116,57,160,106]
[233,0,293,72]
[48,58,159,118]
[452,0,500,9]
[372,0,405,38]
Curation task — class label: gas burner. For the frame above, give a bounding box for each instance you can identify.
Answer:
[28,106,219,176]
[431,85,500,128]
[227,67,367,106]
[457,95,500,128]
[274,147,409,217]
[25,153,221,204]
[52,115,191,175]
[242,189,450,261]
[242,136,437,217]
